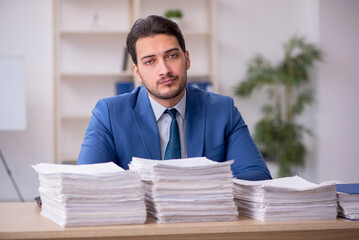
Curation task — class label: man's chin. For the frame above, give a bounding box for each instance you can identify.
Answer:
[152,87,184,100]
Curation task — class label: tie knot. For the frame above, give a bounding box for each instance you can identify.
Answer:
[165,108,178,120]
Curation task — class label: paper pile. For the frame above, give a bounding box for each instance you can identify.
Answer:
[129,157,238,223]
[336,183,359,220]
[233,176,337,222]
[32,162,146,227]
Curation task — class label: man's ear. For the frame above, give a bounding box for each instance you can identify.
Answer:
[185,50,191,70]
[133,64,142,83]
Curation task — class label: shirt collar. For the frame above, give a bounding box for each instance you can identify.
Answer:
[148,90,186,122]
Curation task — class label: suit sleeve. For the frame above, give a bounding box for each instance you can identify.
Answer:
[77,99,117,165]
[226,98,272,180]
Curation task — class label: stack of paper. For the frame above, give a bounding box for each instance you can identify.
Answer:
[129,157,238,223]
[32,162,146,227]
[336,183,359,220]
[233,176,337,222]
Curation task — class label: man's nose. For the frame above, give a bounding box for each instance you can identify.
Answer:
[158,59,171,76]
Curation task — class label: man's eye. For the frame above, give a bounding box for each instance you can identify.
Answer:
[168,53,178,59]
[145,60,154,65]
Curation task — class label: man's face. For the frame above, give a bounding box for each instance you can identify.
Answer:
[133,34,190,107]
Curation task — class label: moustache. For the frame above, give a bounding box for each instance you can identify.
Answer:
[158,73,178,82]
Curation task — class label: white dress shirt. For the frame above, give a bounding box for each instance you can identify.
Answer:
[148,91,187,160]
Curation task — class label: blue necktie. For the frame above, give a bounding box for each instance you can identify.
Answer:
[164,108,181,160]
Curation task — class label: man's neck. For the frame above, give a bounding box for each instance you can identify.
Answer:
[148,89,186,109]
[148,89,187,123]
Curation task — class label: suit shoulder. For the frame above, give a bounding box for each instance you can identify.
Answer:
[98,86,142,108]
[187,86,233,106]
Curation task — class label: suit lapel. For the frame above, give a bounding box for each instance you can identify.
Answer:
[130,87,161,160]
[186,87,206,157]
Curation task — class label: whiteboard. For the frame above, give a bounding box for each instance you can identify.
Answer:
[0,56,26,130]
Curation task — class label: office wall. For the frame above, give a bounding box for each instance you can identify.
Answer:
[0,0,53,201]
[216,0,359,183]
[316,0,359,182]
[217,0,320,180]
[0,0,358,201]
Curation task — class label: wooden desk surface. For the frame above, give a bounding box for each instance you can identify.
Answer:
[0,202,359,240]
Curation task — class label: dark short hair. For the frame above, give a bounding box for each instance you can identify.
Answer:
[126,15,186,65]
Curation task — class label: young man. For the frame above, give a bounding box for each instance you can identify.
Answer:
[78,15,271,180]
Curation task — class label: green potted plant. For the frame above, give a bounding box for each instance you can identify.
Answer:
[234,35,323,177]
[164,9,183,25]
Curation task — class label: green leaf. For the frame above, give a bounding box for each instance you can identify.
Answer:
[291,89,314,117]
[234,55,275,98]
[234,35,323,177]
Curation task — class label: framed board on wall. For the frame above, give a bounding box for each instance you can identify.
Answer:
[0,56,26,131]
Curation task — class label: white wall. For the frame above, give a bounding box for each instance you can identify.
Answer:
[0,0,53,201]
[316,0,359,182]
[216,0,359,183]
[0,0,358,202]
[217,0,320,180]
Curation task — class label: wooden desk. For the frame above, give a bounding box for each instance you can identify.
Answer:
[0,202,358,240]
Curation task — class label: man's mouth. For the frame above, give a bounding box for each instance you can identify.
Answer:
[159,77,177,85]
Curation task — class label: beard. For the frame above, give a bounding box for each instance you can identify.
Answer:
[140,70,187,100]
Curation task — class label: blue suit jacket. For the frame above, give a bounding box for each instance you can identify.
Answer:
[78,86,271,180]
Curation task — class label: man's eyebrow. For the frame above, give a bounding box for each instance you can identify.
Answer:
[165,47,180,54]
[140,48,180,61]
[140,54,156,61]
